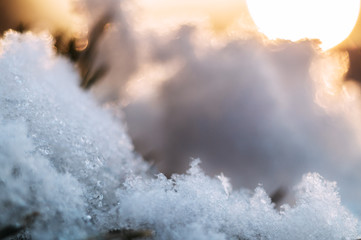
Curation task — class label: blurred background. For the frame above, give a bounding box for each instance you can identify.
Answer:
[2,0,361,209]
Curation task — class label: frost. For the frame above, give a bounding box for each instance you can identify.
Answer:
[0,31,360,239]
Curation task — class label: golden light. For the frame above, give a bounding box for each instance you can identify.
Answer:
[246,0,360,50]
[134,0,251,34]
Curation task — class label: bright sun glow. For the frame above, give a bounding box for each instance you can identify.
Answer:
[247,0,360,50]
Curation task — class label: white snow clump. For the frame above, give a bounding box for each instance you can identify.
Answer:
[116,159,360,240]
[0,31,148,238]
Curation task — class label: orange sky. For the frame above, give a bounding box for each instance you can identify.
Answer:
[339,2,361,49]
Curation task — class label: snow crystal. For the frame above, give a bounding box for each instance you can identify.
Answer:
[217,172,232,197]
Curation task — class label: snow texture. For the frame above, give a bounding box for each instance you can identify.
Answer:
[116,160,360,240]
[0,31,148,238]
[0,31,360,239]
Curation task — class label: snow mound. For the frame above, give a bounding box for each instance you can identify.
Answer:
[0,31,148,237]
[0,32,360,239]
[116,160,360,240]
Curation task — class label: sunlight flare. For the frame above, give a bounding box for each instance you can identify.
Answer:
[247,0,360,50]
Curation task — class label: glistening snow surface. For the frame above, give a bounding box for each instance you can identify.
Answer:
[0,31,149,238]
[0,32,360,239]
[118,160,360,240]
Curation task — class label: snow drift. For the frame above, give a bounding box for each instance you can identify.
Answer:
[0,31,361,239]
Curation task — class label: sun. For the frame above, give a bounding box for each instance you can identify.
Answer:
[246,0,360,50]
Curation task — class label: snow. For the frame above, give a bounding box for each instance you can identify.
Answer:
[122,23,361,214]
[0,31,361,239]
[116,160,360,240]
[0,120,87,239]
[0,31,148,238]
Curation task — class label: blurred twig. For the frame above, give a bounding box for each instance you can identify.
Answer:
[77,12,113,89]
[55,11,113,89]
[86,229,153,240]
[0,225,24,239]
[0,212,39,240]
[270,187,286,206]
